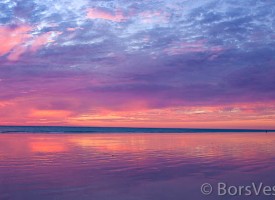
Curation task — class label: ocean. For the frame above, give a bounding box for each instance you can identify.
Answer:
[1,129,275,199]
[0,126,272,133]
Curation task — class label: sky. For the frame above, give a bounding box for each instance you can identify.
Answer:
[0,0,275,129]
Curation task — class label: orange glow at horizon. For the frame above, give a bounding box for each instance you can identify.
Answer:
[31,109,72,118]
[66,102,275,129]
[0,99,275,129]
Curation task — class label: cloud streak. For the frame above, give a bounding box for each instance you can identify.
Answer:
[87,8,125,22]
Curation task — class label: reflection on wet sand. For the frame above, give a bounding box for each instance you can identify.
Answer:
[68,133,275,159]
[1,133,275,200]
[30,141,67,153]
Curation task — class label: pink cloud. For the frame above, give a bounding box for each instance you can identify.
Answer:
[0,24,62,61]
[87,8,125,22]
[7,45,28,61]
[67,27,77,32]
[0,25,32,57]
[30,31,61,52]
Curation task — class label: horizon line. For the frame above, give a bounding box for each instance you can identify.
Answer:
[0,125,274,132]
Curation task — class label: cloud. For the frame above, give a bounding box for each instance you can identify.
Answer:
[163,40,224,55]
[138,11,170,24]
[0,25,32,57]
[0,0,274,127]
[29,31,61,52]
[87,8,126,22]
[0,24,61,61]
[30,109,72,118]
